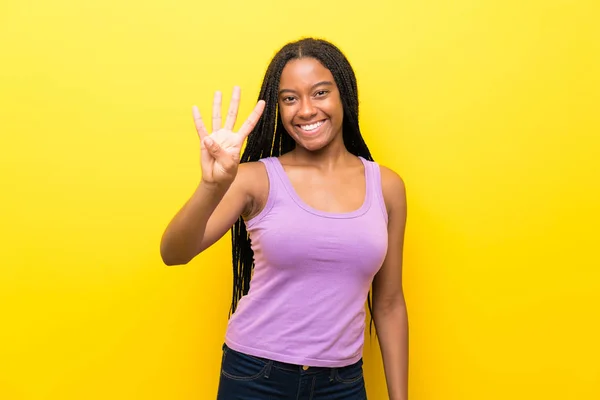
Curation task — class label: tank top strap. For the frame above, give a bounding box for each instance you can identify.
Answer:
[258,156,278,179]
[360,157,389,224]
[258,156,288,196]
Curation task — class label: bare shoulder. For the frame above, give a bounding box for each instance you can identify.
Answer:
[236,160,270,219]
[237,160,268,180]
[378,164,407,214]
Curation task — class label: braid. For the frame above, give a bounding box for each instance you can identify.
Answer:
[229,38,377,335]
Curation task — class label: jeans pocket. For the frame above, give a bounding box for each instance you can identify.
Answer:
[221,345,270,381]
[334,359,364,384]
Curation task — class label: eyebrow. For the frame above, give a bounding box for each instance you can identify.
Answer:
[278,80,334,95]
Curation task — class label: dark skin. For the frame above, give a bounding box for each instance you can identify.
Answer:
[160,57,408,400]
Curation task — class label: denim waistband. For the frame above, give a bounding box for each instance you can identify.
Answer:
[222,343,361,373]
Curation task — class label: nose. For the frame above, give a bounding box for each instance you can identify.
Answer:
[297,98,317,120]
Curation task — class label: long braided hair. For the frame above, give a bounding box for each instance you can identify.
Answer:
[230,37,377,333]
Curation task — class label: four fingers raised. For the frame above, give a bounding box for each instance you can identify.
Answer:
[194,88,265,142]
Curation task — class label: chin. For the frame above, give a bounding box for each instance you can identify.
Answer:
[293,137,333,152]
[298,142,326,152]
[286,121,338,151]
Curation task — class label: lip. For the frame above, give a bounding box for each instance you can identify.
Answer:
[295,119,327,136]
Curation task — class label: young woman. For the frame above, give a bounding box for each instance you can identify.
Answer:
[160,38,408,400]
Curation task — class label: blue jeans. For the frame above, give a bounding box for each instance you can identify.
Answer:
[217,344,368,400]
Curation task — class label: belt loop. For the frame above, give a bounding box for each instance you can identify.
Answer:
[329,367,336,382]
[264,360,273,378]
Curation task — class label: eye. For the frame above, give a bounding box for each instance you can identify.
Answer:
[314,90,329,97]
[281,96,296,103]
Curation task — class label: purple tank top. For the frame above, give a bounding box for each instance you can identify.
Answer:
[224,156,389,367]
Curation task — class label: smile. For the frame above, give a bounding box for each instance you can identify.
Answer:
[298,120,325,132]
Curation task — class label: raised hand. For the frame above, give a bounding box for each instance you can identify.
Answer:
[192,86,265,186]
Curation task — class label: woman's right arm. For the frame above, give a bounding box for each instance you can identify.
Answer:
[159,164,257,266]
[160,87,265,265]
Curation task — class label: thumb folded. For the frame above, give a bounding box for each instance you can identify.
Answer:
[203,137,221,155]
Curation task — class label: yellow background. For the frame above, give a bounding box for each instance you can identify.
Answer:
[1,0,599,399]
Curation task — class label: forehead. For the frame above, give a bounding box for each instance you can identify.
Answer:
[279,57,335,88]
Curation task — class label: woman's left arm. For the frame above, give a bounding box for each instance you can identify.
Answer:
[372,166,409,400]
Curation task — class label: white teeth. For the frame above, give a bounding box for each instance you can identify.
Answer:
[300,120,324,131]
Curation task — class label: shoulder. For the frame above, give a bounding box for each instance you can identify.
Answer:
[377,164,407,215]
[236,160,270,191]
[238,159,268,176]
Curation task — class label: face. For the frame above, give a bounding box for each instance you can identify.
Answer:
[278,57,344,152]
